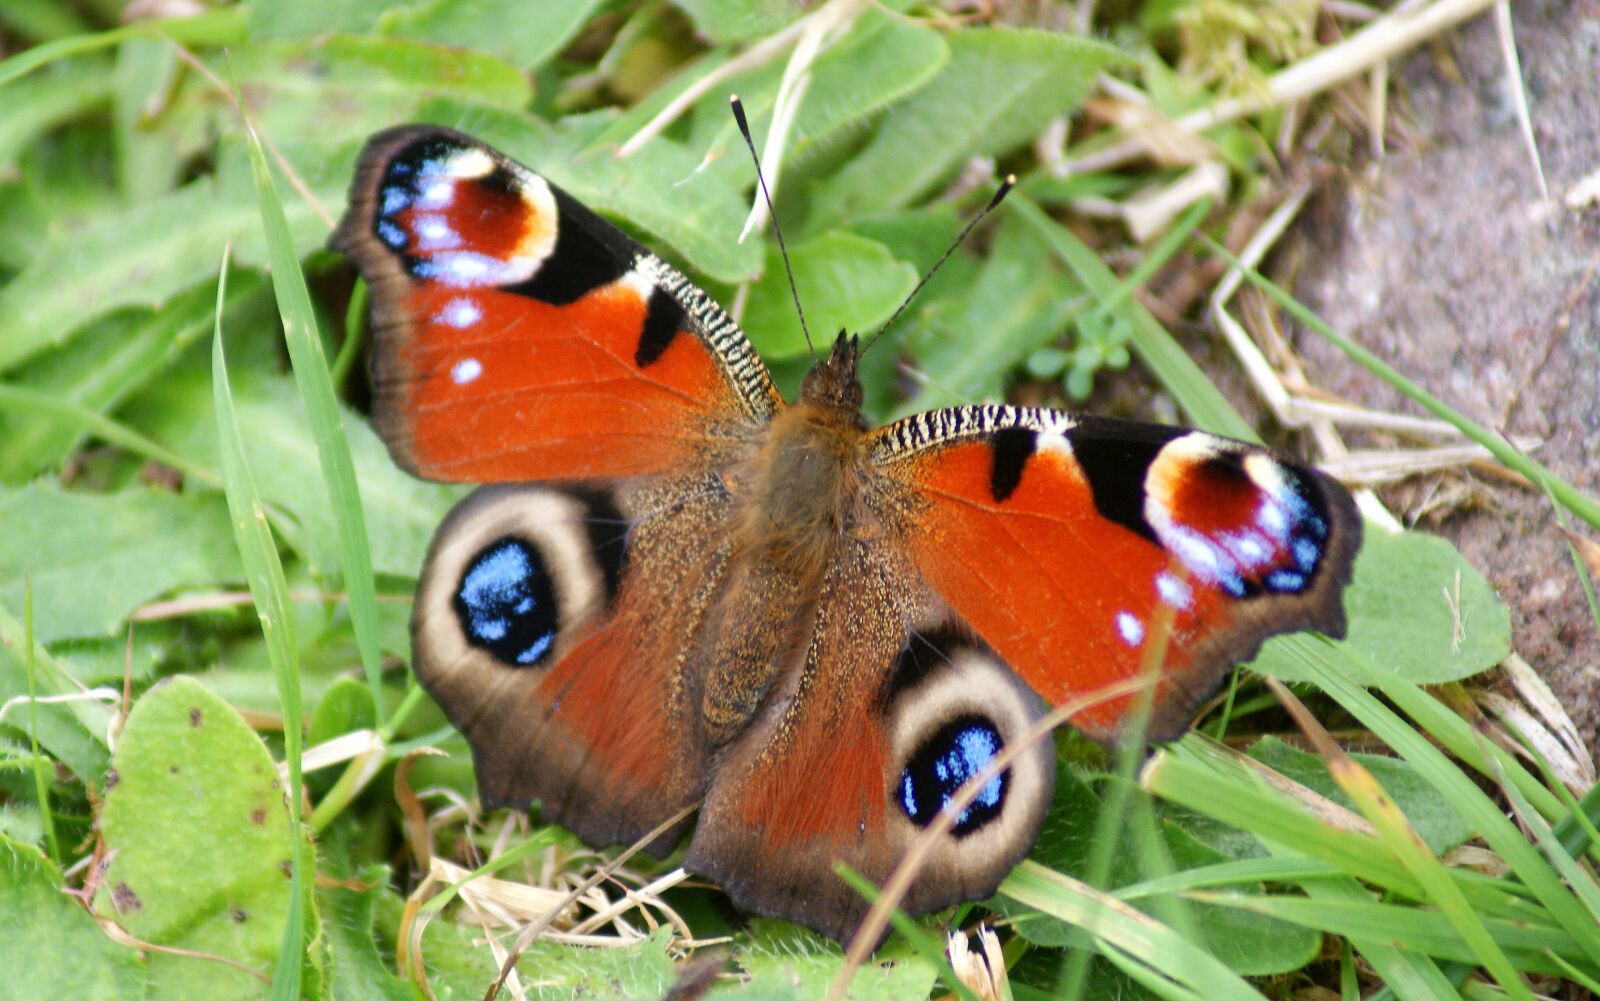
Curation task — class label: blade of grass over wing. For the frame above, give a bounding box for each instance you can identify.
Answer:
[210,253,311,1000]
[1199,236,1600,531]
[239,105,385,723]
[833,867,981,1001]
[1010,196,1257,441]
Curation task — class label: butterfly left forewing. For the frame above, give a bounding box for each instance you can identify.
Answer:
[867,406,1362,742]
[333,125,781,484]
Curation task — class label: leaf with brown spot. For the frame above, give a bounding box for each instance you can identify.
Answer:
[94,676,320,997]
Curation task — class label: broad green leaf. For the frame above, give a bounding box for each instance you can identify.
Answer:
[246,0,391,38]
[892,215,1084,416]
[418,99,764,282]
[1252,527,1510,684]
[742,231,916,358]
[126,367,463,579]
[0,147,339,375]
[379,0,605,70]
[810,29,1124,223]
[317,871,410,1001]
[0,484,241,643]
[670,0,806,43]
[375,887,679,999]
[94,676,313,999]
[0,836,145,1001]
[221,36,530,162]
[729,923,938,1000]
[0,276,266,482]
[1248,737,1474,856]
[0,54,114,168]
[692,8,950,168]
[0,606,111,785]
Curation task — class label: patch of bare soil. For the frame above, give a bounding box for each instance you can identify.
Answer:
[1290,0,1600,751]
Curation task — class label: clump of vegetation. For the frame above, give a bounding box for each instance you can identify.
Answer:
[0,1,1596,999]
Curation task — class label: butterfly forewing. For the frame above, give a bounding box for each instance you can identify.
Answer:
[868,405,1362,741]
[333,125,781,484]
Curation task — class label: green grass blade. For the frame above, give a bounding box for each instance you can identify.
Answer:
[211,256,311,1000]
[22,581,61,861]
[0,8,243,86]
[1322,746,1535,1000]
[1193,893,1582,974]
[0,383,221,486]
[1001,861,1271,1001]
[240,112,384,718]
[1287,639,1600,970]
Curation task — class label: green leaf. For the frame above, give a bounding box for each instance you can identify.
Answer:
[1253,527,1510,685]
[0,484,241,643]
[742,231,916,358]
[669,0,806,43]
[378,0,605,70]
[246,0,391,38]
[810,29,1124,223]
[0,277,265,482]
[0,148,338,375]
[224,36,531,159]
[1248,737,1474,855]
[893,215,1083,416]
[729,923,939,1000]
[94,676,312,998]
[317,870,410,1001]
[698,8,950,166]
[126,366,463,579]
[427,101,765,283]
[378,888,680,999]
[0,835,145,1000]
[0,55,115,168]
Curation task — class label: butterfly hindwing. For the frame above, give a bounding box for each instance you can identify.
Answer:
[333,125,781,484]
[684,539,1056,944]
[412,478,736,850]
[868,406,1363,742]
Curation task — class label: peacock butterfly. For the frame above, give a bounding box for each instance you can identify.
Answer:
[331,124,1362,945]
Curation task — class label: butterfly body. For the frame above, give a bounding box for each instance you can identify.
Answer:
[334,125,1362,944]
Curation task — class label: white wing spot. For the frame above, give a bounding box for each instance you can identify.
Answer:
[1116,612,1145,647]
[1156,571,1194,610]
[439,297,483,329]
[451,358,483,384]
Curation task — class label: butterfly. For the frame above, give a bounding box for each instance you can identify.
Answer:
[332,124,1362,946]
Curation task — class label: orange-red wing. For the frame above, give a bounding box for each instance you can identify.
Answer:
[411,480,736,851]
[868,407,1362,743]
[683,546,1055,946]
[332,125,781,483]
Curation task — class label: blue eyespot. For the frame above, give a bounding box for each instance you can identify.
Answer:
[453,538,557,667]
[897,716,1007,837]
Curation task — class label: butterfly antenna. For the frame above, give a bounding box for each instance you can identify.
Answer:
[862,174,1016,356]
[731,95,814,359]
